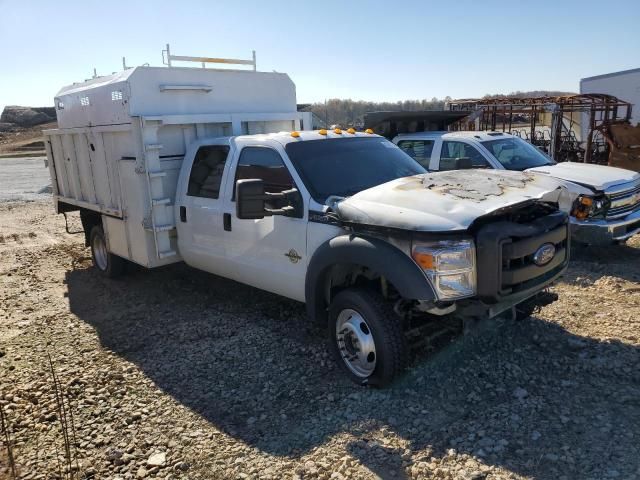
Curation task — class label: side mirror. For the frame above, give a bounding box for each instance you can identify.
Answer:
[236,179,298,220]
[455,157,473,169]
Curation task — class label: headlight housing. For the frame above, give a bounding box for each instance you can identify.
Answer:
[411,239,476,300]
[571,194,608,220]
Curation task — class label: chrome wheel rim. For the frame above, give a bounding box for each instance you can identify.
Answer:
[335,308,377,378]
[92,233,108,271]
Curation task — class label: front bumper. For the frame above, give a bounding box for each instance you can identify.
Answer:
[570,208,640,245]
[458,263,566,320]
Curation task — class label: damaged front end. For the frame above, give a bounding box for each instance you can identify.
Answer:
[333,169,571,321]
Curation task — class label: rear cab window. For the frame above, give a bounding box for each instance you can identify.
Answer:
[187,145,230,199]
[397,139,435,168]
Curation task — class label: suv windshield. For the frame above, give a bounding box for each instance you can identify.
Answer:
[285,137,426,203]
[481,137,555,170]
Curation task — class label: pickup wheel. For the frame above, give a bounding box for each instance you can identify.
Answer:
[328,288,408,387]
[90,225,125,278]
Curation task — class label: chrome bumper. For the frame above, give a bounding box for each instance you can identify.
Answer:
[570,208,640,245]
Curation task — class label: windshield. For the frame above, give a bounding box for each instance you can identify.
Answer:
[481,137,556,171]
[285,137,426,203]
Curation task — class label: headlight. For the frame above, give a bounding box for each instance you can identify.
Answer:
[571,194,607,220]
[571,195,594,220]
[411,239,476,300]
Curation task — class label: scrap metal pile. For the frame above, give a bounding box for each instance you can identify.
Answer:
[447,94,635,168]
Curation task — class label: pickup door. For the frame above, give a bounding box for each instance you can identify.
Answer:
[176,138,308,302]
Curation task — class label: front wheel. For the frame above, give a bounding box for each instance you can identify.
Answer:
[90,225,125,278]
[328,288,408,387]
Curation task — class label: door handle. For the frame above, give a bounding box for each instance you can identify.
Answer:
[180,206,187,222]
[223,213,231,231]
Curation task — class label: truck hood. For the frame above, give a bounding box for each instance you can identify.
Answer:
[525,162,640,192]
[335,170,570,231]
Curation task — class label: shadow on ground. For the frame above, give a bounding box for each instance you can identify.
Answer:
[65,256,640,479]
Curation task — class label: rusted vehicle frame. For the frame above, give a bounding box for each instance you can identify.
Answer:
[447,94,632,164]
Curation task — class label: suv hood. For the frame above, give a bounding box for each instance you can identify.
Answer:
[525,162,640,191]
[336,170,570,231]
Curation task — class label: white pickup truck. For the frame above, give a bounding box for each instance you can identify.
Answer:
[393,131,640,245]
[44,64,571,386]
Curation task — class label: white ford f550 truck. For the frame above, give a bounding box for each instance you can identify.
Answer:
[393,131,640,245]
[44,63,572,386]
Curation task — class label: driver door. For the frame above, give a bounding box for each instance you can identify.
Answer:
[220,141,308,302]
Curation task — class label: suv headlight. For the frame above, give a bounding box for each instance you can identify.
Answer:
[411,239,476,300]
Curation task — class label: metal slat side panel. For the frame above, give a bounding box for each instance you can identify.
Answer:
[62,133,88,202]
[86,131,114,210]
[116,158,148,264]
[50,135,70,198]
[182,125,196,150]
[61,134,83,201]
[74,133,98,204]
[100,132,124,212]
[44,136,60,197]
[125,119,153,265]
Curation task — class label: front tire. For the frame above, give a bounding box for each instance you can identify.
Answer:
[90,225,125,278]
[328,288,408,387]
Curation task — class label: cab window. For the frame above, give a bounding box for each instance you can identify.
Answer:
[187,145,230,199]
[439,141,490,171]
[397,139,435,168]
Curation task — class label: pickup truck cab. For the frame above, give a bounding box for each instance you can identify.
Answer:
[44,64,571,386]
[393,131,640,244]
[167,129,572,386]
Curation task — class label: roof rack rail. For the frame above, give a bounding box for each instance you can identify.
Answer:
[161,43,256,71]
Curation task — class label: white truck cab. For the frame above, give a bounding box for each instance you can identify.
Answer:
[44,63,572,386]
[393,131,640,244]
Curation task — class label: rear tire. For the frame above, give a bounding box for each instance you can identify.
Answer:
[90,225,125,278]
[328,288,408,387]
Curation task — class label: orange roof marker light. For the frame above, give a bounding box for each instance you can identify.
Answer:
[291,131,300,138]
[318,129,328,135]
[334,128,342,134]
[347,128,356,134]
[365,128,374,134]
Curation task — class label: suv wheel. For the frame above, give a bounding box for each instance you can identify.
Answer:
[328,288,408,387]
[90,225,125,278]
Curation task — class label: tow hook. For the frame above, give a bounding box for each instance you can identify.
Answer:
[515,290,559,320]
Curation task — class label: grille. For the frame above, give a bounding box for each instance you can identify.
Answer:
[606,182,640,219]
[501,225,568,294]
[475,211,569,302]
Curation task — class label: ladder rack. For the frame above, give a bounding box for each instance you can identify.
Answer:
[162,43,256,71]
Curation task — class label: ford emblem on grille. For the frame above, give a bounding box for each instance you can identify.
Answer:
[533,243,556,266]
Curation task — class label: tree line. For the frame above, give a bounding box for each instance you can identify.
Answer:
[301,90,575,127]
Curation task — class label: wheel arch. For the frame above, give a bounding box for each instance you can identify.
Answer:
[305,234,436,326]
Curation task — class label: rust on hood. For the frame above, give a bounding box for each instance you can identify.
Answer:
[335,170,570,232]
[421,170,537,201]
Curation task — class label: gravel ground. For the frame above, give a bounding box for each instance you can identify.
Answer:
[1,200,639,480]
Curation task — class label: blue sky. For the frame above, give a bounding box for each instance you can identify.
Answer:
[1,0,638,111]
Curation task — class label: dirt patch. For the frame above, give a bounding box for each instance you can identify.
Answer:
[0,122,55,156]
[1,200,639,479]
